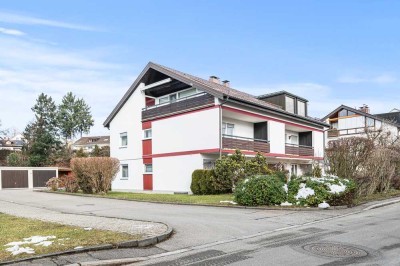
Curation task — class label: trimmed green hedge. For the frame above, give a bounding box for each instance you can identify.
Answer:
[191,169,230,195]
[234,175,286,206]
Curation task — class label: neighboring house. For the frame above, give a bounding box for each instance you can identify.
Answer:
[104,62,328,193]
[323,104,400,142]
[0,138,24,151]
[72,136,110,153]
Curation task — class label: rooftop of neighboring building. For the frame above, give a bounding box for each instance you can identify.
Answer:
[73,136,110,146]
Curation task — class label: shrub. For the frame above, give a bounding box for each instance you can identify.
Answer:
[234,175,286,206]
[59,175,79,193]
[6,152,27,166]
[71,157,120,194]
[287,176,356,207]
[46,177,58,191]
[190,170,203,195]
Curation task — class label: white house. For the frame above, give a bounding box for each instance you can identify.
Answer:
[323,104,400,143]
[104,62,328,193]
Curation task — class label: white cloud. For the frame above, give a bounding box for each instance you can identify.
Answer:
[0,35,135,137]
[337,74,397,84]
[0,11,98,31]
[0,27,25,36]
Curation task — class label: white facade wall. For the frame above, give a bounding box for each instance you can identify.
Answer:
[153,154,203,192]
[222,117,253,138]
[110,84,145,190]
[269,121,286,154]
[313,131,324,158]
[152,108,219,154]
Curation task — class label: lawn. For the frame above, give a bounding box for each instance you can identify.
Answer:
[0,213,136,262]
[55,190,235,205]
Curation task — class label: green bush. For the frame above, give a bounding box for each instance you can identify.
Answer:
[190,170,203,195]
[234,175,286,206]
[287,176,356,207]
[191,169,229,195]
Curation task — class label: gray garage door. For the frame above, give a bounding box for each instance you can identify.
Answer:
[1,170,29,188]
[33,170,57,187]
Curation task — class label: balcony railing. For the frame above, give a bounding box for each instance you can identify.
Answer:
[222,134,270,153]
[285,143,314,156]
[327,129,339,138]
[142,92,215,121]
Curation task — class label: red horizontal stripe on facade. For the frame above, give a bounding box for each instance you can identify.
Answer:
[221,106,324,132]
[142,148,323,160]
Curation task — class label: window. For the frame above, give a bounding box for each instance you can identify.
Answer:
[144,164,153,173]
[178,88,197,98]
[121,165,129,179]
[338,109,348,117]
[331,121,338,129]
[297,101,306,116]
[285,96,295,113]
[143,129,152,139]
[169,94,177,102]
[291,164,298,177]
[159,96,169,104]
[120,132,127,147]
[366,117,374,127]
[222,122,234,135]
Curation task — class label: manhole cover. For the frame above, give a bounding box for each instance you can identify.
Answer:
[303,243,368,258]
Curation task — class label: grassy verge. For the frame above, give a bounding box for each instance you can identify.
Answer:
[0,213,136,262]
[54,190,235,205]
[355,189,400,205]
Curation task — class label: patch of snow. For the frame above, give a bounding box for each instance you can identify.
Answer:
[220,200,238,205]
[318,201,330,209]
[24,236,56,244]
[295,183,315,200]
[6,245,35,256]
[280,201,292,206]
[283,184,288,194]
[84,227,93,231]
[74,246,84,250]
[34,241,53,247]
[327,182,347,194]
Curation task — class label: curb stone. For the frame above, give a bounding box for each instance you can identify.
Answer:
[363,198,400,211]
[0,227,173,266]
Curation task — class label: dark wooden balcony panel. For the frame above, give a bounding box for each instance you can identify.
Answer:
[285,145,314,156]
[327,129,339,138]
[142,93,215,121]
[222,137,270,153]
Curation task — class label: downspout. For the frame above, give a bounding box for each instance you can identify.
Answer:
[219,95,230,159]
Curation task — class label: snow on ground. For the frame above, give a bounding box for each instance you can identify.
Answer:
[280,201,293,206]
[318,201,330,209]
[5,245,35,256]
[283,184,288,193]
[220,201,238,205]
[295,183,315,200]
[4,236,56,256]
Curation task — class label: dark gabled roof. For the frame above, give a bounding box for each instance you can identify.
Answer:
[73,136,110,146]
[257,90,309,102]
[103,62,328,128]
[323,105,400,128]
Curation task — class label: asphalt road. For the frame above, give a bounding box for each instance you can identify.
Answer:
[0,190,399,265]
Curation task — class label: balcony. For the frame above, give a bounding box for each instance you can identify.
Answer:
[222,134,270,153]
[142,92,215,121]
[327,129,339,138]
[285,143,314,156]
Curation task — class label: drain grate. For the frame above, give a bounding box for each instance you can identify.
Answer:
[303,243,368,258]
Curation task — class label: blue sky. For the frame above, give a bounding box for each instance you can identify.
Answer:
[1,1,400,136]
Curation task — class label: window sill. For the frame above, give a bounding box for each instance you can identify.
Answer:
[120,178,129,180]
[119,146,128,149]
[144,172,153,174]
[142,138,152,141]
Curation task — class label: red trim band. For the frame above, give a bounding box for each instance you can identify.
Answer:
[143,148,323,160]
[222,106,324,132]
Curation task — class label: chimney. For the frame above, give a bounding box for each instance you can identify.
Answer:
[222,80,230,87]
[359,104,370,114]
[209,76,220,84]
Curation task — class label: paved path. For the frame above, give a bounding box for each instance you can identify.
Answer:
[0,190,397,265]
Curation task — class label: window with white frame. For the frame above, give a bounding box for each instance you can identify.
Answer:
[222,122,234,136]
[144,164,153,173]
[120,132,128,147]
[285,96,295,113]
[178,88,197,98]
[297,100,306,116]
[143,129,152,139]
[121,165,129,179]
